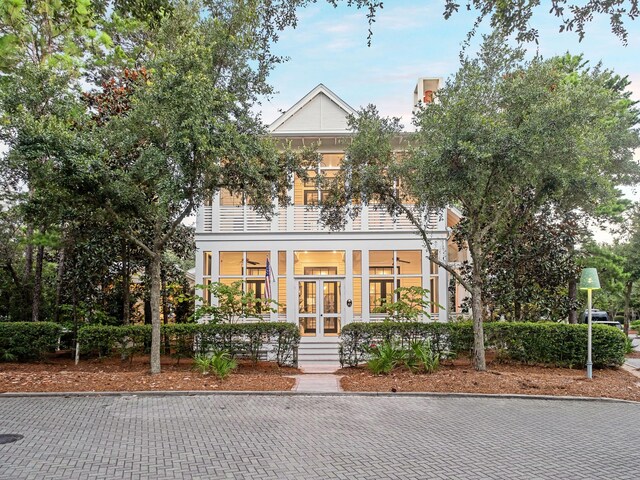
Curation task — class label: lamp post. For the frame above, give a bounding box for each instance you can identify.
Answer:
[579,268,601,380]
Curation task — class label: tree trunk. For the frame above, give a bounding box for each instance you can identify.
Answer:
[53,246,66,323]
[568,277,578,324]
[149,252,162,374]
[470,262,486,371]
[162,273,171,354]
[31,243,45,322]
[122,242,130,325]
[624,281,632,335]
[22,224,34,321]
[23,224,33,284]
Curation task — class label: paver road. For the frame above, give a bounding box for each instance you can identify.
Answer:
[0,394,637,479]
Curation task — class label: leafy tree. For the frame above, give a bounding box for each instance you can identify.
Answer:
[322,34,640,371]
[441,0,640,45]
[480,203,584,322]
[62,0,307,374]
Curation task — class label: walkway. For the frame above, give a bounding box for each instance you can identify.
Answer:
[289,373,342,392]
[1,394,638,479]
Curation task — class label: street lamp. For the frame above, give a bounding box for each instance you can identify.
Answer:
[579,268,601,380]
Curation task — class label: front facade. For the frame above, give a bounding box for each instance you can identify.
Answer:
[195,82,467,364]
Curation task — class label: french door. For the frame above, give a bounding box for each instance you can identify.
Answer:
[297,279,343,338]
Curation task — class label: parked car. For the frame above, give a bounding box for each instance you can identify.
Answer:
[579,310,623,330]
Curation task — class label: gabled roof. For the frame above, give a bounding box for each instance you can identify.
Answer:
[268,84,357,135]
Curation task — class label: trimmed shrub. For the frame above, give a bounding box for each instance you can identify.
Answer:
[78,322,300,367]
[339,321,626,369]
[0,322,63,361]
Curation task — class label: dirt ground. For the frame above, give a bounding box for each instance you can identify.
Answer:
[0,354,298,393]
[339,356,640,402]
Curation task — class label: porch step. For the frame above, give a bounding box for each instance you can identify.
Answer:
[298,341,339,364]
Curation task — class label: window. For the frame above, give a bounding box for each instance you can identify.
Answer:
[219,251,273,315]
[294,154,343,206]
[278,251,286,314]
[353,251,362,318]
[368,250,423,314]
[202,252,212,305]
[294,251,345,275]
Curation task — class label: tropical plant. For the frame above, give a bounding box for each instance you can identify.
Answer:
[405,340,440,374]
[193,354,211,374]
[364,340,405,375]
[209,350,238,380]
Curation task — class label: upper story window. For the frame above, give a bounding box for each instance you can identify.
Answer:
[220,190,243,207]
[295,153,343,206]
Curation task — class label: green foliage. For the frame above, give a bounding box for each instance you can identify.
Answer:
[78,322,300,366]
[364,340,405,375]
[0,322,62,361]
[340,321,626,369]
[209,350,237,380]
[405,339,440,374]
[372,286,438,322]
[192,353,211,374]
[193,281,278,323]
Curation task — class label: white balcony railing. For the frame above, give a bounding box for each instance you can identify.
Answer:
[199,204,442,233]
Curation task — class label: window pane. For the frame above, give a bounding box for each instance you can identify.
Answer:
[220,189,243,206]
[323,317,340,336]
[203,251,212,276]
[220,252,243,275]
[430,277,440,313]
[369,279,394,313]
[323,281,340,314]
[430,250,439,275]
[246,251,269,276]
[352,250,361,275]
[352,277,362,315]
[298,281,316,314]
[294,251,346,275]
[294,175,305,206]
[203,278,211,306]
[397,251,421,275]
[399,277,422,289]
[278,251,286,275]
[299,317,317,336]
[320,153,343,168]
[369,250,394,275]
[278,277,286,314]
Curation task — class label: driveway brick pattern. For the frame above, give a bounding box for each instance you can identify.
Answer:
[0,394,637,479]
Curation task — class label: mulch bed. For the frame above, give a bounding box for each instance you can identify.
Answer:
[339,356,640,402]
[626,350,640,359]
[0,354,298,393]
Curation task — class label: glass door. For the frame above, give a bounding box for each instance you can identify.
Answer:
[321,280,341,337]
[297,279,342,337]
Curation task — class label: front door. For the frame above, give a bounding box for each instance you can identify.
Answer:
[297,279,342,338]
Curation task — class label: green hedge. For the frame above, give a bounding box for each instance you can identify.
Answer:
[78,322,300,367]
[339,321,626,369]
[0,322,63,361]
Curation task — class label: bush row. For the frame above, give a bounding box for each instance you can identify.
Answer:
[77,322,300,366]
[339,321,627,369]
[0,322,63,361]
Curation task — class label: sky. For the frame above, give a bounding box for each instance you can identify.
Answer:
[260,1,640,124]
[257,0,640,242]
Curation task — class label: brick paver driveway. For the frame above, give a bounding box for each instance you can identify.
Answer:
[0,394,637,479]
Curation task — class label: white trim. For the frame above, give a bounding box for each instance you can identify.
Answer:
[268,84,357,133]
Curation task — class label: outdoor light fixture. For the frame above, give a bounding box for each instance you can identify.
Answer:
[579,268,601,380]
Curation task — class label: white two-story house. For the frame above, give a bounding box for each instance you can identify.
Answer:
[194,80,468,365]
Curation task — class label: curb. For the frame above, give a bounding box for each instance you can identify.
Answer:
[1,389,638,404]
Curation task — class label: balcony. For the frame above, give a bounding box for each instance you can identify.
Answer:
[198,203,444,234]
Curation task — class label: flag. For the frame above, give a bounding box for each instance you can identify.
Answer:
[265,257,275,299]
